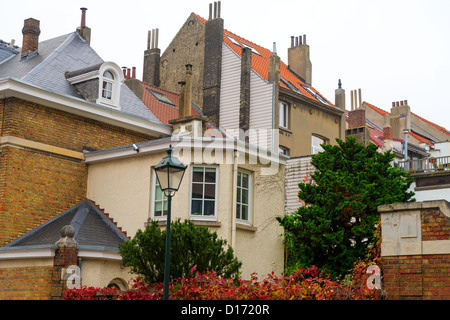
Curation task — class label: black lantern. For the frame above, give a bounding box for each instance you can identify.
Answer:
[154,145,187,195]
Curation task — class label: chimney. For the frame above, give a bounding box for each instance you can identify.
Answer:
[21,18,40,59]
[184,64,193,117]
[288,34,312,85]
[76,8,91,45]
[178,81,186,118]
[124,66,144,100]
[143,28,161,86]
[335,79,346,111]
[350,88,362,110]
[239,47,252,133]
[202,1,224,128]
[170,65,208,138]
[390,100,411,140]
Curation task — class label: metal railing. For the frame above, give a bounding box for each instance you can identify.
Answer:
[397,156,450,173]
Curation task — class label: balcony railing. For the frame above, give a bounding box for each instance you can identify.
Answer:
[397,156,450,173]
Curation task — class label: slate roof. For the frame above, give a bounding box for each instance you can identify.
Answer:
[0,199,129,251]
[0,32,160,123]
[194,14,334,107]
[0,40,20,64]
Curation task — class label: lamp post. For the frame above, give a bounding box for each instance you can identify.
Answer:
[154,145,187,300]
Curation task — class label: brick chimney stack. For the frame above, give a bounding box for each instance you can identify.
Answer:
[202,1,224,128]
[21,18,40,59]
[143,28,161,86]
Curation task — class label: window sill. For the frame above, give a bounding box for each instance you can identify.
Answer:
[236,222,257,232]
[148,218,221,228]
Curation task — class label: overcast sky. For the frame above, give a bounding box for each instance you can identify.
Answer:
[2,0,450,133]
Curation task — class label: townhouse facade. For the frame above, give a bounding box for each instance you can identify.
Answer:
[144,1,345,157]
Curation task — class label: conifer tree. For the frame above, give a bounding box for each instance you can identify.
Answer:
[277,137,414,278]
[119,219,242,284]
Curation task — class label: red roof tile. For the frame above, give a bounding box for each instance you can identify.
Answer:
[141,82,201,125]
[141,82,223,137]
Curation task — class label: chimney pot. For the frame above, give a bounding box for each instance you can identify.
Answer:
[80,7,87,27]
[132,67,136,79]
[127,68,131,79]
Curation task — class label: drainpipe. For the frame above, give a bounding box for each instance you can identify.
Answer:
[404,129,409,171]
[231,150,239,250]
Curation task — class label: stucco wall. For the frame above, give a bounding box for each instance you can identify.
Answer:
[86,146,285,278]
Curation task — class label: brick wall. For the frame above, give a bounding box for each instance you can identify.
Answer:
[0,97,154,245]
[348,108,366,129]
[383,254,450,300]
[380,203,450,300]
[0,266,54,299]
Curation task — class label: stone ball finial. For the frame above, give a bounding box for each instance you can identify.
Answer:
[61,225,75,238]
[56,225,77,248]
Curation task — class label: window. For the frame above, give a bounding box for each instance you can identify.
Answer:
[147,88,176,106]
[279,102,289,128]
[96,62,123,108]
[279,146,290,156]
[102,71,114,100]
[311,135,326,154]
[153,176,168,217]
[236,171,251,222]
[190,167,217,218]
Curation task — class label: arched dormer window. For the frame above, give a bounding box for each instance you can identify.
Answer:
[97,62,123,108]
[102,71,114,100]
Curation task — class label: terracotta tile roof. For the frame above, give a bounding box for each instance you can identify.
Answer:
[141,82,223,137]
[363,101,390,116]
[409,130,433,145]
[194,14,334,107]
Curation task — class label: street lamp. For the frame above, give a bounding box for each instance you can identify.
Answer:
[154,144,187,300]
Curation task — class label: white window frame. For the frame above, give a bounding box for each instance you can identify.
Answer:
[151,170,169,220]
[311,135,326,154]
[279,102,289,129]
[189,166,219,221]
[236,170,252,224]
[96,62,123,109]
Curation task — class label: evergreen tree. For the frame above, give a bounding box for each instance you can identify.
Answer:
[277,137,414,278]
[119,219,242,284]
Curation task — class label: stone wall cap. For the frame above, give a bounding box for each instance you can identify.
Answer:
[378,200,450,218]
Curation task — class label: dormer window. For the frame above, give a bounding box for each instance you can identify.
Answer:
[66,61,124,110]
[98,62,123,108]
[102,71,114,100]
